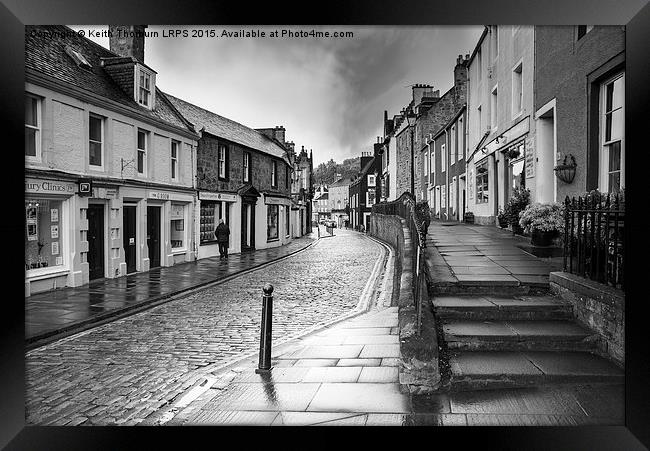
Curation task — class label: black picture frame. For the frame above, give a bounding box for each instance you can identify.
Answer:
[7,0,648,449]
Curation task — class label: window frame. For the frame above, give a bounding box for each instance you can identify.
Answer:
[171,140,179,180]
[441,143,447,173]
[88,113,104,170]
[451,125,457,163]
[218,143,228,180]
[367,174,376,187]
[512,60,524,119]
[25,93,42,163]
[136,66,155,109]
[137,128,148,175]
[459,116,465,161]
[490,84,498,132]
[243,151,250,183]
[599,72,625,192]
[475,159,489,204]
[271,160,278,188]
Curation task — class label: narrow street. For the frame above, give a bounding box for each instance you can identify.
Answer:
[25,230,384,426]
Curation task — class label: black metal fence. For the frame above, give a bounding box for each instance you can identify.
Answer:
[563,191,625,291]
[373,192,430,335]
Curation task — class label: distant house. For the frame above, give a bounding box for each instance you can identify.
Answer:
[312,184,330,222]
[349,152,377,231]
[287,145,314,237]
[329,177,352,227]
[25,25,199,296]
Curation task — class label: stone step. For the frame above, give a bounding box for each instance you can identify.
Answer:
[432,295,572,321]
[448,351,624,391]
[442,320,599,352]
[430,281,549,296]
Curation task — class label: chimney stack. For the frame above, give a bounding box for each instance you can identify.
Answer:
[454,54,469,88]
[412,83,434,108]
[109,25,147,62]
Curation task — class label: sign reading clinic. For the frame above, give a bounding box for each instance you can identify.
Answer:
[25,178,77,195]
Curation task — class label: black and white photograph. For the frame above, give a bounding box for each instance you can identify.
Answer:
[6,0,649,447]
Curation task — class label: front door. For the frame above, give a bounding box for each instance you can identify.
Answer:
[241,202,256,251]
[87,204,105,280]
[147,206,161,268]
[123,205,137,274]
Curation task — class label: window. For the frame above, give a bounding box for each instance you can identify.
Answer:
[492,26,499,59]
[512,62,523,116]
[600,73,625,192]
[368,174,376,187]
[451,176,456,212]
[25,94,41,160]
[441,144,446,172]
[243,152,250,182]
[137,129,147,174]
[424,150,429,175]
[285,206,290,237]
[137,68,153,108]
[218,144,227,179]
[451,125,457,162]
[477,105,482,134]
[285,164,290,189]
[199,201,230,244]
[577,25,594,40]
[459,117,465,161]
[491,85,498,131]
[366,190,375,207]
[171,140,179,180]
[170,203,185,250]
[89,114,103,168]
[475,159,489,204]
[477,49,482,80]
[272,161,277,187]
[25,198,64,270]
[430,148,435,180]
[267,205,279,240]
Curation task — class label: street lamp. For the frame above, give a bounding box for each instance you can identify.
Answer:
[405,109,417,196]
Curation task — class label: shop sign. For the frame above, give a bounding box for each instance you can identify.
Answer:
[525,146,536,178]
[264,195,291,206]
[92,187,118,199]
[78,179,93,197]
[170,203,184,220]
[25,178,76,195]
[149,191,170,200]
[199,191,237,202]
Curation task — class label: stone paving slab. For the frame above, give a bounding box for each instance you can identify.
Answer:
[307,383,410,413]
[450,351,543,376]
[523,352,624,377]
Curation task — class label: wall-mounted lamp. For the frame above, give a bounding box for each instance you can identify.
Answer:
[495,134,506,144]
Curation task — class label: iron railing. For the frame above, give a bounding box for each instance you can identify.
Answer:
[563,191,625,291]
[373,192,430,335]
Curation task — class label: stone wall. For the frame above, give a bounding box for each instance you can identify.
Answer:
[550,271,624,367]
[370,213,440,393]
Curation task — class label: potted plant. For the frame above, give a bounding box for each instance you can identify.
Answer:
[464,211,475,224]
[519,202,565,246]
[497,208,508,228]
[554,154,577,184]
[505,187,530,235]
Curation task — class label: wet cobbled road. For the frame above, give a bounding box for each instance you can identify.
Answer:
[25,230,383,425]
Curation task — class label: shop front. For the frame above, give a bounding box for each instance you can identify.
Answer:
[197,191,239,259]
[260,194,292,249]
[25,177,78,296]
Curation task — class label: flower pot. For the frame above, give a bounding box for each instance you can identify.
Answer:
[531,229,558,247]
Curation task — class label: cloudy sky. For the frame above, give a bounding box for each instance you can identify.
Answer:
[71,25,484,166]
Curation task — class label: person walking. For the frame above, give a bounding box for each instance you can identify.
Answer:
[215,219,230,260]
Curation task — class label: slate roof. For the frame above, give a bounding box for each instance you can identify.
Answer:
[25,25,194,133]
[164,93,289,163]
[330,177,353,187]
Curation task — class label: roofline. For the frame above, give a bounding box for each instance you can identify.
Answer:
[164,92,290,162]
[26,69,199,141]
[467,26,490,66]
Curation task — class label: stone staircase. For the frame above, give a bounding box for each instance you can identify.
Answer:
[433,293,624,391]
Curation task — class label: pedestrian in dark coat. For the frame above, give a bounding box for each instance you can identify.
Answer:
[215,219,230,259]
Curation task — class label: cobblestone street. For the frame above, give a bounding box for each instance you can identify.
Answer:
[25,230,384,426]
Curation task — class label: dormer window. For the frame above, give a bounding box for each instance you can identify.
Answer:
[136,66,155,109]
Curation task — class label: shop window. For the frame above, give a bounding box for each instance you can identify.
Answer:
[200,201,219,244]
[170,203,185,249]
[25,198,64,270]
[25,94,41,161]
[475,159,489,204]
[267,204,279,240]
[89,114,103,168]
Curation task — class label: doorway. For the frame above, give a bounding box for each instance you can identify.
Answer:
[87,203,105,280]
[147,205,161,268]
[241,202,255,252]
[123,205,137,274]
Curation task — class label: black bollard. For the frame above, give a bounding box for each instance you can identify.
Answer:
[255,284,274,373]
